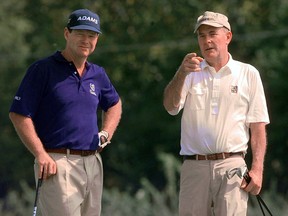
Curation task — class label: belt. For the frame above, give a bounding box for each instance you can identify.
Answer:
[45,148,99,156]
[183,152,244,161]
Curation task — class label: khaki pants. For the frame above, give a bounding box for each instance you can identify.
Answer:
[34,153,103,216]
[179,156,248,216]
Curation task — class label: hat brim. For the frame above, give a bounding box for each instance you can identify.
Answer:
[194,22,224,33]
[69,25,102,34]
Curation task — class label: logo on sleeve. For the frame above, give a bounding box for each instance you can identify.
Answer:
[14,96,21,101]
[89,83,97,96]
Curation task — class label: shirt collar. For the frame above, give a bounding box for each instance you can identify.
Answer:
[53,51,68,62]
[52,51,91,70]
[201,53,236,75]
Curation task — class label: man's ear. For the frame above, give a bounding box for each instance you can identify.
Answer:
[226,31,233,44]
[64,27,70,40]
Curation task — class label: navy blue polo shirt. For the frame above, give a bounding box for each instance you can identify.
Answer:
[10,51,120,150]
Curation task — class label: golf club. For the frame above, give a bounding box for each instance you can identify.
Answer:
[32,170,44,216]
[243,171,273,216]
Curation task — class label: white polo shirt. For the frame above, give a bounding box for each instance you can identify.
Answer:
[169,55,270,155]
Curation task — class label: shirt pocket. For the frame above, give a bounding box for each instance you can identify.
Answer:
[188,87,207,110]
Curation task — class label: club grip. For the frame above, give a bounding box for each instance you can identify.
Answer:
[243,171,251,184]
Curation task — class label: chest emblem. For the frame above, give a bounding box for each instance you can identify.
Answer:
[89,83,97,96]
[230,85,238,94]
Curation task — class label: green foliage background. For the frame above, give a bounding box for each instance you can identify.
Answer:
[1,0,288,214]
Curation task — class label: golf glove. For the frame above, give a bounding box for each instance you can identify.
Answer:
[98,130,111,149]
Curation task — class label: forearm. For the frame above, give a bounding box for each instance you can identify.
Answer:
[250,122,267,175]
[9,112,46,158]
[101,99,122,139]
[163,70,186,112]
[241,122,267,195]
[9,112,57,179]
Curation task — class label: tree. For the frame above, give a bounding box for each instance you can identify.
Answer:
[0,0,33,198]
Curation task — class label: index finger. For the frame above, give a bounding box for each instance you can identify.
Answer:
[38,166,44,179]
[186,52,198,59]
[186,53,204,62]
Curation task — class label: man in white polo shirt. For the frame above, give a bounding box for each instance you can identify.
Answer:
[163,11,269,216]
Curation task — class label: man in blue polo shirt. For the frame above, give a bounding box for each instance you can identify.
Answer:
[9,9,122,216]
